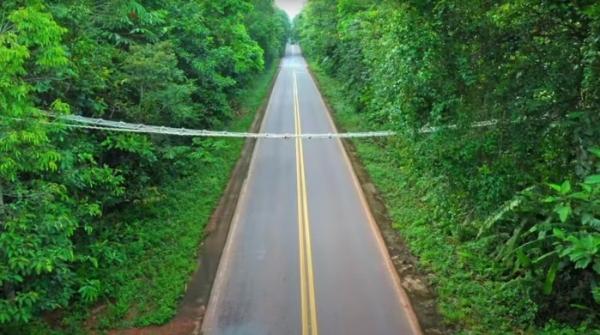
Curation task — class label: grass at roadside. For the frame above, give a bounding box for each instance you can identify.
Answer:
[24,62,279,335]
[308,63,594,334]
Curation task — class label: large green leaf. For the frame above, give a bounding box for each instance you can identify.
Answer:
[543,261,559,295]
[584,174,600,185]
[554,205,572,223]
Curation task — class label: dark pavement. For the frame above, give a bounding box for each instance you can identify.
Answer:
[201,45,420,335]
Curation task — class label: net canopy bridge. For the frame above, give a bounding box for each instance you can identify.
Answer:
[2,113,512,139]
[49,114,396,139]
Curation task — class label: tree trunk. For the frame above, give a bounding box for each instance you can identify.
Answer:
[0,183,13,300]
[0,182,4,231]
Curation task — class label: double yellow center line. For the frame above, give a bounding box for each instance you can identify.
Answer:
[293,71,319,335]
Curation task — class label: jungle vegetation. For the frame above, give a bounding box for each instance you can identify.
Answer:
[0,0,289,333]
[295,0,600,333]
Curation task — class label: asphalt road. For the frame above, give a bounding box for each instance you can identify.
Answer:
[201,45,421,335]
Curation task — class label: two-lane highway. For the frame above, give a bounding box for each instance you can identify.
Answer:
[201,45,421,335]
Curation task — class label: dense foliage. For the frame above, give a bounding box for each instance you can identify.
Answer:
[0,0,288,331]
[296,0,599,333]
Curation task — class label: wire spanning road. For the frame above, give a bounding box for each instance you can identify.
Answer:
[201,45,421,335]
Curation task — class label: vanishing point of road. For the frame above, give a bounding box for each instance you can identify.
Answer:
[201,45,421,335]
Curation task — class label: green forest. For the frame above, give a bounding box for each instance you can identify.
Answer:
[295,0,600,334]
[0,0,288,333]
[3,0,600,333]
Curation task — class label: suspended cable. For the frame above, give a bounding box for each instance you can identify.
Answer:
[3,112,542,139]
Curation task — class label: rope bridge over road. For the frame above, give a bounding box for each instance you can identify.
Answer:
[50,114,396,139]
[2,113,519,139]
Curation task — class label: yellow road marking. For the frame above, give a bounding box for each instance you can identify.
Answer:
[294,71,319,335]
[295,100,308,335]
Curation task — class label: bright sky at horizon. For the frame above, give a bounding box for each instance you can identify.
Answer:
[275,0,307,19]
